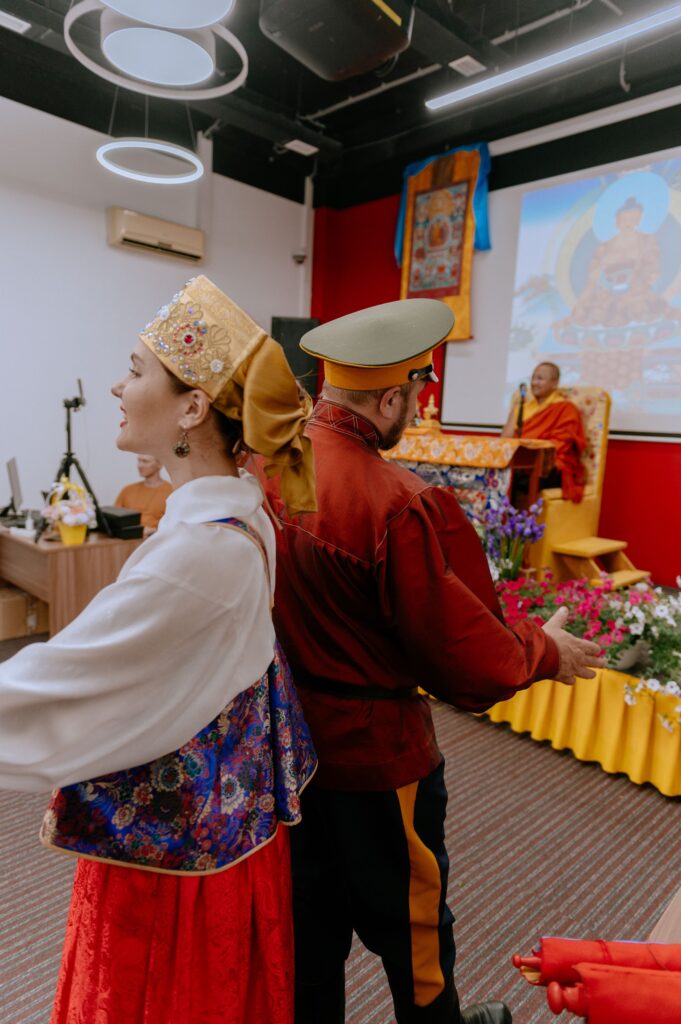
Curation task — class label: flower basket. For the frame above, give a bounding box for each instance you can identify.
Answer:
[58,522,88,546]
[42,477,95,542]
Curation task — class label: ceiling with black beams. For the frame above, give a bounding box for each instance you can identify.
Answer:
[1,0,681,208]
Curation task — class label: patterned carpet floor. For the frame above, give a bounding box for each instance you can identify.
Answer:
[1,640,679,1022]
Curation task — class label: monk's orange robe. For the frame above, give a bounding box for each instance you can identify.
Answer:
[519,396,587,503]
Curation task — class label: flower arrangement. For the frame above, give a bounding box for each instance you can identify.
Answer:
[475,497,545,581]
[42,477,96,528]
[496,574,681,728]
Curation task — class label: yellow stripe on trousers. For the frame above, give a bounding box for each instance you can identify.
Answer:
[396,781,445,1007]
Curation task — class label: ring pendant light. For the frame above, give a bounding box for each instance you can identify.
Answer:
[101,12,216,86]
[98,0,236,30]
[64,0,247,100]
[96,138,204,185]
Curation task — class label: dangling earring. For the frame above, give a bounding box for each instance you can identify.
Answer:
[173,430,191,458]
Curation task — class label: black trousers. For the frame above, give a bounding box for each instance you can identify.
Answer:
[292,762,461,1024]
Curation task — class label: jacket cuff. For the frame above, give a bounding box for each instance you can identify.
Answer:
[536,633,560,681]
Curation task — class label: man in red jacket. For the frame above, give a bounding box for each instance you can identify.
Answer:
[264,299,602,1024]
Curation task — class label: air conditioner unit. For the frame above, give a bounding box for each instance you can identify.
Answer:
[106,208,204,263]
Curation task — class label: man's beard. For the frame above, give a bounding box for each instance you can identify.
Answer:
[378,399,410,451]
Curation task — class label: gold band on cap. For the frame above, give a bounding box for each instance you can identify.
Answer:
[324,351,434,390]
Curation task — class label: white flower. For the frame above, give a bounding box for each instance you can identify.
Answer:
[646,678,662,692]
[658,714,674,733]
[629,622,644,636]
[664,681,681,697]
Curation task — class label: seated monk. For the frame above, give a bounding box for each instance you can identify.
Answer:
[114,454,172,536]
[501,362,587,503]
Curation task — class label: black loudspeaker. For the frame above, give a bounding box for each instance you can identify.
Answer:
[259,0,414,81]
[271,316,320,399]
[100,506,143,540]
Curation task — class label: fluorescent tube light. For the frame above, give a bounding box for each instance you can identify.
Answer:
[0,10,31,34]
[427,4,681,111]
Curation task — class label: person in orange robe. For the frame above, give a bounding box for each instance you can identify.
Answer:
[501,362,587,502]
[114,453,173,535]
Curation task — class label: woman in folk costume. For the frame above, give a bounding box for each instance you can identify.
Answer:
[0,276,317,1024]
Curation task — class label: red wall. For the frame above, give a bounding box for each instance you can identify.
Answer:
[311,196,681,586]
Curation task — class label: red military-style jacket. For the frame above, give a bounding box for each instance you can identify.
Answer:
[264,399,559,791]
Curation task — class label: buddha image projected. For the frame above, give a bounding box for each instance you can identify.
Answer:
[507,159,681,433]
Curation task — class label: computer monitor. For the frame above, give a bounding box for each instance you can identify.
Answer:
[6,457,22,515]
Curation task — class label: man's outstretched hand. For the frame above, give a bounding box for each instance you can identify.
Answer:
[542,606,605,685]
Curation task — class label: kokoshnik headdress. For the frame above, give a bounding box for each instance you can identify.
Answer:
[140,275,316,515]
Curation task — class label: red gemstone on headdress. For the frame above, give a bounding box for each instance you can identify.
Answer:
[184,333,195,345]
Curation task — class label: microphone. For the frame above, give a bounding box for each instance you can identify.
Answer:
[516,382,527,437]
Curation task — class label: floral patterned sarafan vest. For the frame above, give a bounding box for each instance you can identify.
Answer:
[40,518,317,875]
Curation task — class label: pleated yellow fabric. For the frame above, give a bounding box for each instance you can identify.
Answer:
[484,670,681,797]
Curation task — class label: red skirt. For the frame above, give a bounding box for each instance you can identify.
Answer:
[51,826,294,1024]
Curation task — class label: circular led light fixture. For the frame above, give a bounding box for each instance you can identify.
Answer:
[101,12,215,86]
[96,138,204,184]
[64,1,247,100]
[99,0,235,30]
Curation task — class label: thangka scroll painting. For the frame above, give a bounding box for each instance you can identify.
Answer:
[398,146,489,341]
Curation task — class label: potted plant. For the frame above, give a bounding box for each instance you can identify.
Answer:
[475,497,545,581]
[495,574,681,728]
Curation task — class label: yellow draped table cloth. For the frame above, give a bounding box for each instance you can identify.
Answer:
[482,668,681,797]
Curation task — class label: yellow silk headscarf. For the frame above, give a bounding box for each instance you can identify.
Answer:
[140,276,316,515]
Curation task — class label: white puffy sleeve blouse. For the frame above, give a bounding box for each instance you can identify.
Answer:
[0,473,276,792]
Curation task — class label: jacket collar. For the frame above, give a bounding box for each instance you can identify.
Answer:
[310,399,381,449]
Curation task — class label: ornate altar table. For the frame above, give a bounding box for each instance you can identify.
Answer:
[384,416,555,520]
[484,669,681,798]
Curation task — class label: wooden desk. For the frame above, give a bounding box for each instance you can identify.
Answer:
[0,530,142,636]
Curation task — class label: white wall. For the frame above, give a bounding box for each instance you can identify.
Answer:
[0,97,309,510]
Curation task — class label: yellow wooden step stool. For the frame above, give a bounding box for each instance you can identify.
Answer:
[551,536,650,588]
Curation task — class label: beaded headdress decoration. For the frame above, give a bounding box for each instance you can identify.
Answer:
[140,275,265,407]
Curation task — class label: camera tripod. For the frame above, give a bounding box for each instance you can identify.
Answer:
[52,387,112,537]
